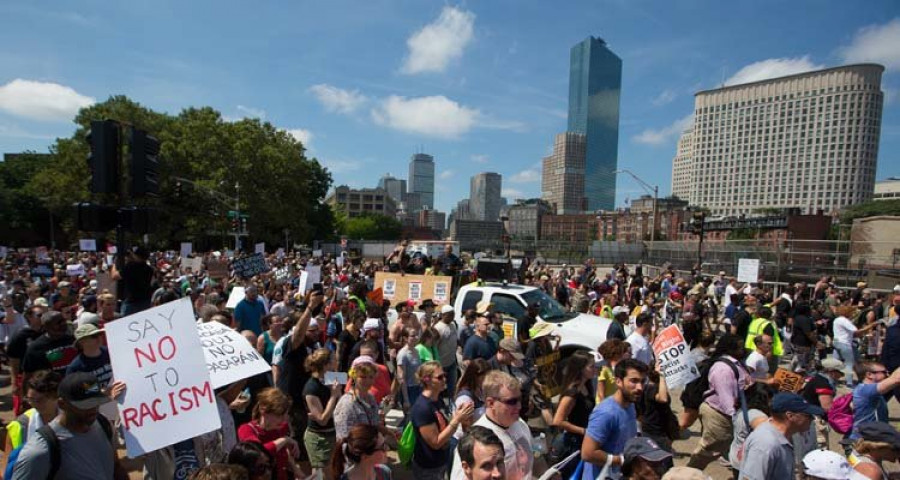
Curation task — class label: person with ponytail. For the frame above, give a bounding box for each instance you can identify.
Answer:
[329,425,391,480]
[411,361,473,480]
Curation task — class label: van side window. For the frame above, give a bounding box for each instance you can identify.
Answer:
[491,294,526,319]
[460,291,483,312]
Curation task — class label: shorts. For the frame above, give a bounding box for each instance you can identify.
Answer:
[303,429,336,468]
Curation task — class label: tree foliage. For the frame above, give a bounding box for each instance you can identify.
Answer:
[839,199,900,224]
[343,213,402,240]
[6,96,336,249]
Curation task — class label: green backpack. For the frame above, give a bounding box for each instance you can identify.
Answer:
[397,421,416,466]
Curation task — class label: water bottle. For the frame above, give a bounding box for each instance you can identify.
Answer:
[532,432,546,458]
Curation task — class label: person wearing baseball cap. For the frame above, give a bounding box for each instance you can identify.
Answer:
[848,422,900,479]
[621,436,673,479]
[65,324,113,392]
[802,449,869,480]
[800,357,847,447]
[739,392,824,480]
[11,372,121,480]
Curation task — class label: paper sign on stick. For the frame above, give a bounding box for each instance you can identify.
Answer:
[226,287,245,309]
[98,272,118,299]
[180,242,193,258]
[737,258,760,283]
[66,264,86,277]
[207,259,229,279]
[196,322,271,388]
[305,265,321,291]
[105,298,221,457]
[255,243,265,254]
[774,368,805,393]
[297,271,309,294]
[652,325,700,389]
[79,239,97,251]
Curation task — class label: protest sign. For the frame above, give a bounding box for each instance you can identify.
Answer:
[535,351,562,398]
[773,368,805,393]
[79,239,97,251]
[232,253,267,278]
[275,266,291,282]
[182,257,203,274]
[105,298,220,457]
[207,259,229,279]
[652,325,700,389]
[66,264,86,277]
[180,242,193,258]
[433,280,450,304]
[106,254,115,267]
[737,258,760,283]
[335,255,344,268]
[31,263,54,277]
[226,287,245,309]
[98,272,117,299]
[0,246,7,258]
[107,245,118,254]
[501,320,518,341]
[196,322,270,389]
[255,242,265,254]
[312,249,323,258]
[297,271,309,295]
[305,265,322,291]
[35,246,49,261]
[408,281,422,301]
[383,279,396,299]
[276,248,285,259]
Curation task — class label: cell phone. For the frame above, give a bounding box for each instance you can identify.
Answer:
[325,372,348,385]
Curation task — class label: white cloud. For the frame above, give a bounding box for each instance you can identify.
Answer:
[501,188,524,199]
[725,56,824,86]
[471,154,489,163]
[510,169,540,183]
[439,169,455,179]
[236,105,266,119]
[651,89,676,106]
[401,6,475,75]
[0,79,94,122]
[308,84,367,114]
[285,128,313,146]
[633,114,694,146]
[371,95,478,139]
[318,158,363,174]
[838,18,900,71]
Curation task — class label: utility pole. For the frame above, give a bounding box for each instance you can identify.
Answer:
[234,182,241,251]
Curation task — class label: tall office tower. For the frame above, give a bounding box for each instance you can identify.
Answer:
[687,64,883,216]
[408,153,435,210]
[542,132,587,214]
[469,172,502,221]
[568,36,622,211]
[671,128,693,200]
[377,174,406,203]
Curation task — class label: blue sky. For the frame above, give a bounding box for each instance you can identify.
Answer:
[1,0,899,214]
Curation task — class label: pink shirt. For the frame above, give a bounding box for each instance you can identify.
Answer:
[704,355,748,416]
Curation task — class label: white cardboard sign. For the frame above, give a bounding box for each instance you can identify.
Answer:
[226,287,245,309]
[196,322,271,388]
[255,242,265,254]
[180,242,193,258]
[105,298,221,457]
[305,265,322,291]
[737,258,760,283]
[652,325,700,390]
[79,239,97,251]
[297,271,309,295]
[66,264,86,277]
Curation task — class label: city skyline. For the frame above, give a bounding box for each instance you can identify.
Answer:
[2,1,899,215]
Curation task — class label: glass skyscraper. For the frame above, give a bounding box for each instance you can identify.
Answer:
[568,36,622,211]
[408,153,435,210]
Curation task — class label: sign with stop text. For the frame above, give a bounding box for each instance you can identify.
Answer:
[197,321,271,389]
[651,325,700,389]
[105,298,221,457]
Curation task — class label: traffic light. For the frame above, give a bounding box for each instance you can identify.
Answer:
[130,128,160,197]
[86,120,119,194]
[240,216,248,232]
[232,218,239,231]
[174,181,183,198]
[689,211,706,235]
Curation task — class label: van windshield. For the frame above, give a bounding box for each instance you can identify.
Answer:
[521,290,575,322]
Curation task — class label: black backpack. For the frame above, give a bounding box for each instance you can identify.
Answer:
[37,414,114,480]
[680,356,740,410]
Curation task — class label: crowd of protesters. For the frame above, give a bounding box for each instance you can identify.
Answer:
[0,243,898,480]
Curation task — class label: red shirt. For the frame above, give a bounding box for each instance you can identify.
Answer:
[237,420,291,480]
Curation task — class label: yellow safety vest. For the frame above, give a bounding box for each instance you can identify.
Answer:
[745,317,783,356]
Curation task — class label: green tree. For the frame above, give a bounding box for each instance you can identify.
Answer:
[17,96,334,249]
[342,213,402,240]
[839,199,900,224]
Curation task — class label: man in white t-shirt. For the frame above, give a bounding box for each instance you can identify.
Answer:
[723,279,738,309]
[746,334,777,386]
[626,312,653,367]
[451,370,532,480]
[832,307,877,388]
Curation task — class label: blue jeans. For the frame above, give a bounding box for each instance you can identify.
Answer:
[833,342,856,387]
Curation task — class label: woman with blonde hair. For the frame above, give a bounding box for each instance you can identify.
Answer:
[333,360,392,442]
[832,304,876,388]
[329,425,391,480]
[303,348,342,479]
[236,388,300,480]
[410,361,473,480]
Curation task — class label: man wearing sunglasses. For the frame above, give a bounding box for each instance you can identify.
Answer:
[848,361,900,441]
[738,393,823,480]
[451,370,533,480]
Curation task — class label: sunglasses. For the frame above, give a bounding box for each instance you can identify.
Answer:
[869,370,888,375]
[494,396,521,406]
[432,374,446,381]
